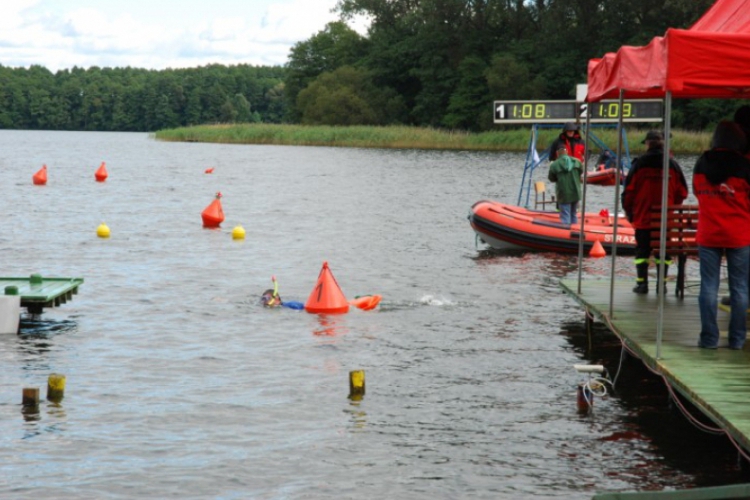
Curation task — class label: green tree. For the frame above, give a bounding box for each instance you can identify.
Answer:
[443,56,491,131]
[485,53,545,101]
[232,93,252,122]
[285,21,369,121]
[219,98,238,123]
[297,66,405,125]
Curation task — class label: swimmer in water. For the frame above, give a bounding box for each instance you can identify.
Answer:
[261,276,282,307]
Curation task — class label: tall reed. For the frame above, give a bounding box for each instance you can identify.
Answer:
[154,123,712,154]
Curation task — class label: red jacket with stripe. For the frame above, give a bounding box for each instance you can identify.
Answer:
[621,148,688,229]
[693,149,750,248]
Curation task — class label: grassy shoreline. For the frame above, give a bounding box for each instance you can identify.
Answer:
[153,123,712,154]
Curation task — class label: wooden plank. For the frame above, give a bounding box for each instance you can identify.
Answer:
[561,278,750,453]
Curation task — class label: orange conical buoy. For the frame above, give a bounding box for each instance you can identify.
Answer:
[32,165,47,185]
[204,167,214,174]
[589,240,606,258]
[305,261,350,314]
[201,191,225,227]
[95,162,108,182]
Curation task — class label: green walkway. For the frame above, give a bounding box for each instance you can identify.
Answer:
[560,278,750,453]
[1,274,84,314]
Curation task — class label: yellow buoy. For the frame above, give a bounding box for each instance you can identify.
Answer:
[47,373,66,403]
[232,225,246,240]
[349,370,365,401]
[96,223,110,238]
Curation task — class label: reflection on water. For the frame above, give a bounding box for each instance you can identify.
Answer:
[312,314,350,337]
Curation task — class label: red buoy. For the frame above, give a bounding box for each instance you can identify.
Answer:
[589,240,606,258]
[305,261,349,314]
[205,167,214,174]
[95,162,108,182]
[33,165,47,185]
[201,192,225,227]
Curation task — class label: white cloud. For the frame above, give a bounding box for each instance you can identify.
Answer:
[0,0,368,71]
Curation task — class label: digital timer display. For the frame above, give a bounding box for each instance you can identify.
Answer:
[493,100,663,124]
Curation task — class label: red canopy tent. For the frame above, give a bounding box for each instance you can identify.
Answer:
[587,0,750,101]
[583,0,750,358]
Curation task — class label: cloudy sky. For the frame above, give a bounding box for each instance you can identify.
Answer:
[0,0,367,72]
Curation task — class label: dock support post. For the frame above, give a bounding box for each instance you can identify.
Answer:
[0,286,21,335]
[585,309,594,353]
[22,387,39,407]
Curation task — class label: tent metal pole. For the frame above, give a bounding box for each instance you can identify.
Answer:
[656,92,673,360]
[609,89,625,317]
[577,106,592,294]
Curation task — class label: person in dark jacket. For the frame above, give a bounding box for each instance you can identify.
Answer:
[621,130,688,294]
[549,122,585,162]
[694,120,750,350]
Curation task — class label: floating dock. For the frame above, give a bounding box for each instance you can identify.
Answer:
[2,274,84,314]
[560,278,750,455]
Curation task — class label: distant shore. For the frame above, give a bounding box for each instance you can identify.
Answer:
[153,123,712,154]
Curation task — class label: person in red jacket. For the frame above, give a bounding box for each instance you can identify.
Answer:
[549,122,585,162]
[622,130,688,294]
[693,120,750,349]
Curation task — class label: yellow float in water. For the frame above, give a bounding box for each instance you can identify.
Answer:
[232,225,246,240]
[96,223,110,238]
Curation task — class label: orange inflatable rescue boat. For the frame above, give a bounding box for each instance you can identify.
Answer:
[586,166,624,186]
[468,200,636,254]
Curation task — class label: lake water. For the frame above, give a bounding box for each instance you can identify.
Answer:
[0,131,745,499]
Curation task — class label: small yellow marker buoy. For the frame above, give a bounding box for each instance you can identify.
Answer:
[349,370,365,401]
[96,222,110,238]
[232,225,246,240]
[47,373,66,403]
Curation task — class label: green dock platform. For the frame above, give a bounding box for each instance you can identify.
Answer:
[561,278,750,454]
[2,274,84,314]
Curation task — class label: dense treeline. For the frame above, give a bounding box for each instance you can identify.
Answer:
[286,0,741,131]
[0,0,745,132]
[0,64,286,131]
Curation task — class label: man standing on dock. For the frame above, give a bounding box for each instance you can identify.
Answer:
[622,131,688,295]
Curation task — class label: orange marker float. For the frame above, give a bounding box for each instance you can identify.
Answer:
[201,192,225,227]
[349,295,382,311]
[305,261,349,314]
[33,165,47,185]
[205,167,214,174]
[95,162,108,182]
[589,240,606,258]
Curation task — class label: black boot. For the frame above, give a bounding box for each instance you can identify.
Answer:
[656,264,669,295]
[633,262,649,294]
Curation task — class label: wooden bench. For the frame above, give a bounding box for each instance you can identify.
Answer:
[649,204,699,299]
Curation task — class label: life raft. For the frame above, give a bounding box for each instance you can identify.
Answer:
[468,200,636,254]
[586,166,624,186]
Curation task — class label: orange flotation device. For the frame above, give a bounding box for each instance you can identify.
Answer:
[349,295,382,311]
